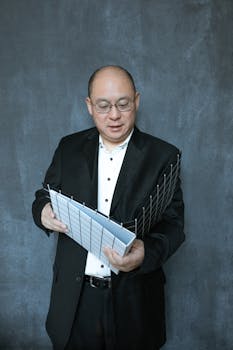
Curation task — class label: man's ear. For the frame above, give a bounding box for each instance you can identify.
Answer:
[135,92,140,111]
[85,97,93,115]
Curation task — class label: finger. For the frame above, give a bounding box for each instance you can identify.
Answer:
[48,207,56,219]
[103,246,111,257]
[50,219,68,232]
[103,247,114,262]
[103,247,116,258]
[43,216,68,233]
[103,247,125,267]
[110,251,125,265]
[42,203,68,232]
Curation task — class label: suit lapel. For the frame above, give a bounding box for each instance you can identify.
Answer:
[110,128,145,218]
[81,127,147,218]
[82,129,99,207]
[83,129,99,181]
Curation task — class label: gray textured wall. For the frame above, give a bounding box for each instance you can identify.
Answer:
[0,0,232,349]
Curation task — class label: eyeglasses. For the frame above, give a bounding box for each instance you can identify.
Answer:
[90,97,136,114]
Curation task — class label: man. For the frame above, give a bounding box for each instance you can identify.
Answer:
[32,65,185,350]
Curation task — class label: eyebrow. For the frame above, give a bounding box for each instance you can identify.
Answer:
[95,96,132,103]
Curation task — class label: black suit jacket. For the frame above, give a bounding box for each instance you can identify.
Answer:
[32,127,185,350]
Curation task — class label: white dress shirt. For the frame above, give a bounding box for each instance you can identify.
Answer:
[85,131,133,277]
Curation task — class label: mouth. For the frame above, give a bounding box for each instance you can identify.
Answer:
[108,125,123,130]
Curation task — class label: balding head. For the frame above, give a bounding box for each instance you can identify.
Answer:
[88,65,136,97]
[85,65,140,150]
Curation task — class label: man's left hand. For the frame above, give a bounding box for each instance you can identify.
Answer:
[103,239,145,272]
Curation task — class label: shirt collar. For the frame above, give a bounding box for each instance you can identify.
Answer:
[99,129,134,151]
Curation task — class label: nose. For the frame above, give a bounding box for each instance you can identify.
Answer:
[108,105,121,120]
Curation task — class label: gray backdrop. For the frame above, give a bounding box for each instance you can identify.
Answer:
[0,0,232,349]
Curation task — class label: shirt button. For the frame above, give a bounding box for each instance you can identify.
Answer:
[107,178,111,181]
[105,199,108,202]
[110,157,113,161]
[101,264,104,268]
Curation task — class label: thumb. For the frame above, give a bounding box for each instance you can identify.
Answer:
[45,203,55,219]
[49,207,55,219]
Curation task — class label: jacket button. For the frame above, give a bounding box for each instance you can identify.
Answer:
[76,276,81,282]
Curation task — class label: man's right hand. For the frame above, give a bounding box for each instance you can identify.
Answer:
[41,202,68,233]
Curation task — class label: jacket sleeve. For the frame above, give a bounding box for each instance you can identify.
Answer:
[32,139,63,234]
[139,162,185,274]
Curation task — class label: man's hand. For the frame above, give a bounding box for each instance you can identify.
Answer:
[41,202,68,233]
[103,239,145,272]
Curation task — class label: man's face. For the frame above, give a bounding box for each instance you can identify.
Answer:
[86,68,140,149]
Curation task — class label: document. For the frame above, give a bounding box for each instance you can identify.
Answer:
[49,188,136,273]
